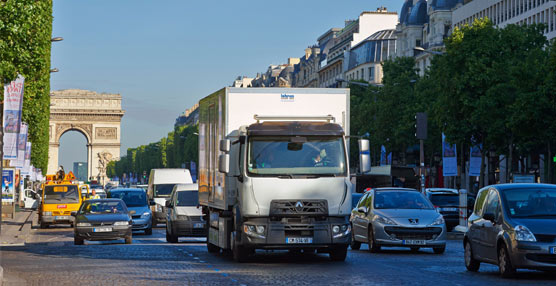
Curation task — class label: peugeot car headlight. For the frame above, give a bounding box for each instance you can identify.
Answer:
[432,216,445,226]
[374,215,397,225]
[114,221,129,226]
[515,225,536,242]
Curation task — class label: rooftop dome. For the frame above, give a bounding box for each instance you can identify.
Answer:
[430,0,462,10]
[407,0,428,26]
[400,0,413,24]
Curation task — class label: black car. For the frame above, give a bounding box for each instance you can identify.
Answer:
[73,199,134,245]
[425,188,460,230]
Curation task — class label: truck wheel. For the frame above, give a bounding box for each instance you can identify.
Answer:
[166,229,178,243]
[329,246,348,261]
[40,222,48,229]
[207,242,220,253]
[233,244,250,263]
[125,234,133,244]
[74,236,84,245]
[350,230,361,250]
[368,226,381,253]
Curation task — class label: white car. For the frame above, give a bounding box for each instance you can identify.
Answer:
[165,183,206,243]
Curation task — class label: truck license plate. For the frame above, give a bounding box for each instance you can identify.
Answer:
[286,237,313,244]
[55,216,69,220]
[550,247,556,254]
[194,223,204,228]
[403,240,426,245]
[93,227,112,232]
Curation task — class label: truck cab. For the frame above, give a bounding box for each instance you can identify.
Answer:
[39,172,85,228]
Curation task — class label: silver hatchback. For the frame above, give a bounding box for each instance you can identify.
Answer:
[464,184,556,278]
[350,188,447,253]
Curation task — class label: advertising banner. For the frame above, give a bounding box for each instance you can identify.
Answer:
[380,145,387,166]
[190,161,197,183]
[469,144,482,177]
[442,133,458,177]
[2,168,15,202]
[10,122,27,168]
[3,75,24,159]
[23,142,32,175]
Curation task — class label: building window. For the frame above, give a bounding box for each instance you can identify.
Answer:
[369,67,375,82]
[416,39,422,47]
[361,68,364,80]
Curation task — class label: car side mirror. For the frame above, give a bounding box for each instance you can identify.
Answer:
[165,200,173,208]
[483,213,495,222]
[357,206,368,214]
[71,211,77,217]
[129,210,136,215]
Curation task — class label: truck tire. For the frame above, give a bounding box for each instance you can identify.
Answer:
[166,229,178,243]
[207,242,220,253]
[329,246,348,261]
[40,222,48,229]
[233,244,250,263]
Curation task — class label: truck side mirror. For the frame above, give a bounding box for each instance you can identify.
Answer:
[358,139,371,174]
[220,139,231,153]
[165,200,173,208]
[218,154,230,174]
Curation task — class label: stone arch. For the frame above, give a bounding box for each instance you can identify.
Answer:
[48,89,125,185]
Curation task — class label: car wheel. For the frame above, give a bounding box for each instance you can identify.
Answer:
[145,227,153,235]
[329,245,348,261]
[350,229,361,250]
[433,246,445,254]
[368,226,381,253]
[125,234,133,244]
[464,240,480,272]
[498,244,516,278]
[74,236,84,245]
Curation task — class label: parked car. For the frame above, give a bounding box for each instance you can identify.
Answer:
[425,188,460,231]
[464,183,556,277]
[350,187,447,253]
[72,199,133,245]
[165,183,206,243]
[108,188,153,235]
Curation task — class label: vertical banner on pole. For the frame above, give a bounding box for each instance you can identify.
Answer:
[10,122,27,168]
[3,75,24,159]
[23,142,31,175]
[442,133,458,177]
[469,144,482,177]
[2,168,15,202]
[380,145,386,166]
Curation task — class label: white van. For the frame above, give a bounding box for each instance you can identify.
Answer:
[165,183,205,242]
[147,169,193,225]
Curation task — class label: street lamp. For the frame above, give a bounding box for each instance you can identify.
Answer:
[413,47,445,56]
[51,37,64,42]
[50,68,59,73]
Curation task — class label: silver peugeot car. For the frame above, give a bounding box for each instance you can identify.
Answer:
[464,184,556,278]
[350,188,447,253]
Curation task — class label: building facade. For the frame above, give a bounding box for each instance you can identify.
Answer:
[453,0,556,40]
[73,162,87,182]
[175,103,199,128]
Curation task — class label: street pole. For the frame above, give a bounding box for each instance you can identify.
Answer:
[416,113,427,193]
[420,139,425,193]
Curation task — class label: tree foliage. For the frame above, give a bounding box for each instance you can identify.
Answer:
[0,0,53,173]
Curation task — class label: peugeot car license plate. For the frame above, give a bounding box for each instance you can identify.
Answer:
[286,237,313,244]
[403,240,426,245]
[442,207,457,212]
[550,247,556,254]
[55,216,69,220]
[93,227,112,232]
[194,223,204,229]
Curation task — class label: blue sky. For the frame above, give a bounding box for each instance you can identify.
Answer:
[53,0,406,171]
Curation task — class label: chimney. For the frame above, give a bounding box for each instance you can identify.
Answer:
[305,47,312,59]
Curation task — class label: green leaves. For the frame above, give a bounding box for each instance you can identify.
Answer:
[0,0,53,173]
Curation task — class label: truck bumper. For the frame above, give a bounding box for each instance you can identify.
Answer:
[239,217,350,250]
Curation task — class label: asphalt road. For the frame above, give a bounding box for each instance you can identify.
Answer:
[1,225,555,285]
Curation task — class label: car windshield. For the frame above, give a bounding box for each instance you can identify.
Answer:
[154,184,176,197]
[374,191,434,210]
[503,188,556,218]
[80,201,126,215]
[429,194,459,206]
[176,191,199,206]
[43,185,80,204]
[109,190,147,207]
[247,136,347,176]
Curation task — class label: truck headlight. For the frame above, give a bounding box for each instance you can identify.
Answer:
[76,222,91,227]
[243,224,265,239]
[43,211,52,216]
[515,225,536,242]
[114,221,129,226]
[332,225,340,233]
[333,224,351,238]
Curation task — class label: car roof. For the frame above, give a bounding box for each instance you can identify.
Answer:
[488,183,556,191]
[85,198,123,202]
[373,187,420,192]
[426,188,458,195]
[109,188,145,192]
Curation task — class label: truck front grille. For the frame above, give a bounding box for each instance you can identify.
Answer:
[269,200,328,217]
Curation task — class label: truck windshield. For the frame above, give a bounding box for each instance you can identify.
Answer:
[247,136,347,176]
[44,185,80,204]
[154,184,176,197]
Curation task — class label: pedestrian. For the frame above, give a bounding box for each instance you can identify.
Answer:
[91,189,101,199]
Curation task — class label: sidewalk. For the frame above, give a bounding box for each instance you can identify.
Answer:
[0,207,35,286]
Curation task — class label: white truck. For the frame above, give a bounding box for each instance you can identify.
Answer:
[199,87,360,262]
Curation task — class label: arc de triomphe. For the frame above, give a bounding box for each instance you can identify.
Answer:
[48,89,125,183]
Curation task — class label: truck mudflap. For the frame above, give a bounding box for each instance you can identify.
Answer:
[239,217,350,249]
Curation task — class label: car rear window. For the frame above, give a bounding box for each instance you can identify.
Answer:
[430,194,459,206]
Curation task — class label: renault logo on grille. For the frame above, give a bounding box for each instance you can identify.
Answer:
[295,201,304,211]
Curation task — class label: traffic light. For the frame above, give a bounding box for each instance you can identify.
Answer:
[415,113,427,140]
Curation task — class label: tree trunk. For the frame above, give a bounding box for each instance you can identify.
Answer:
[508,142,513,182]
[460,143,465,190]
